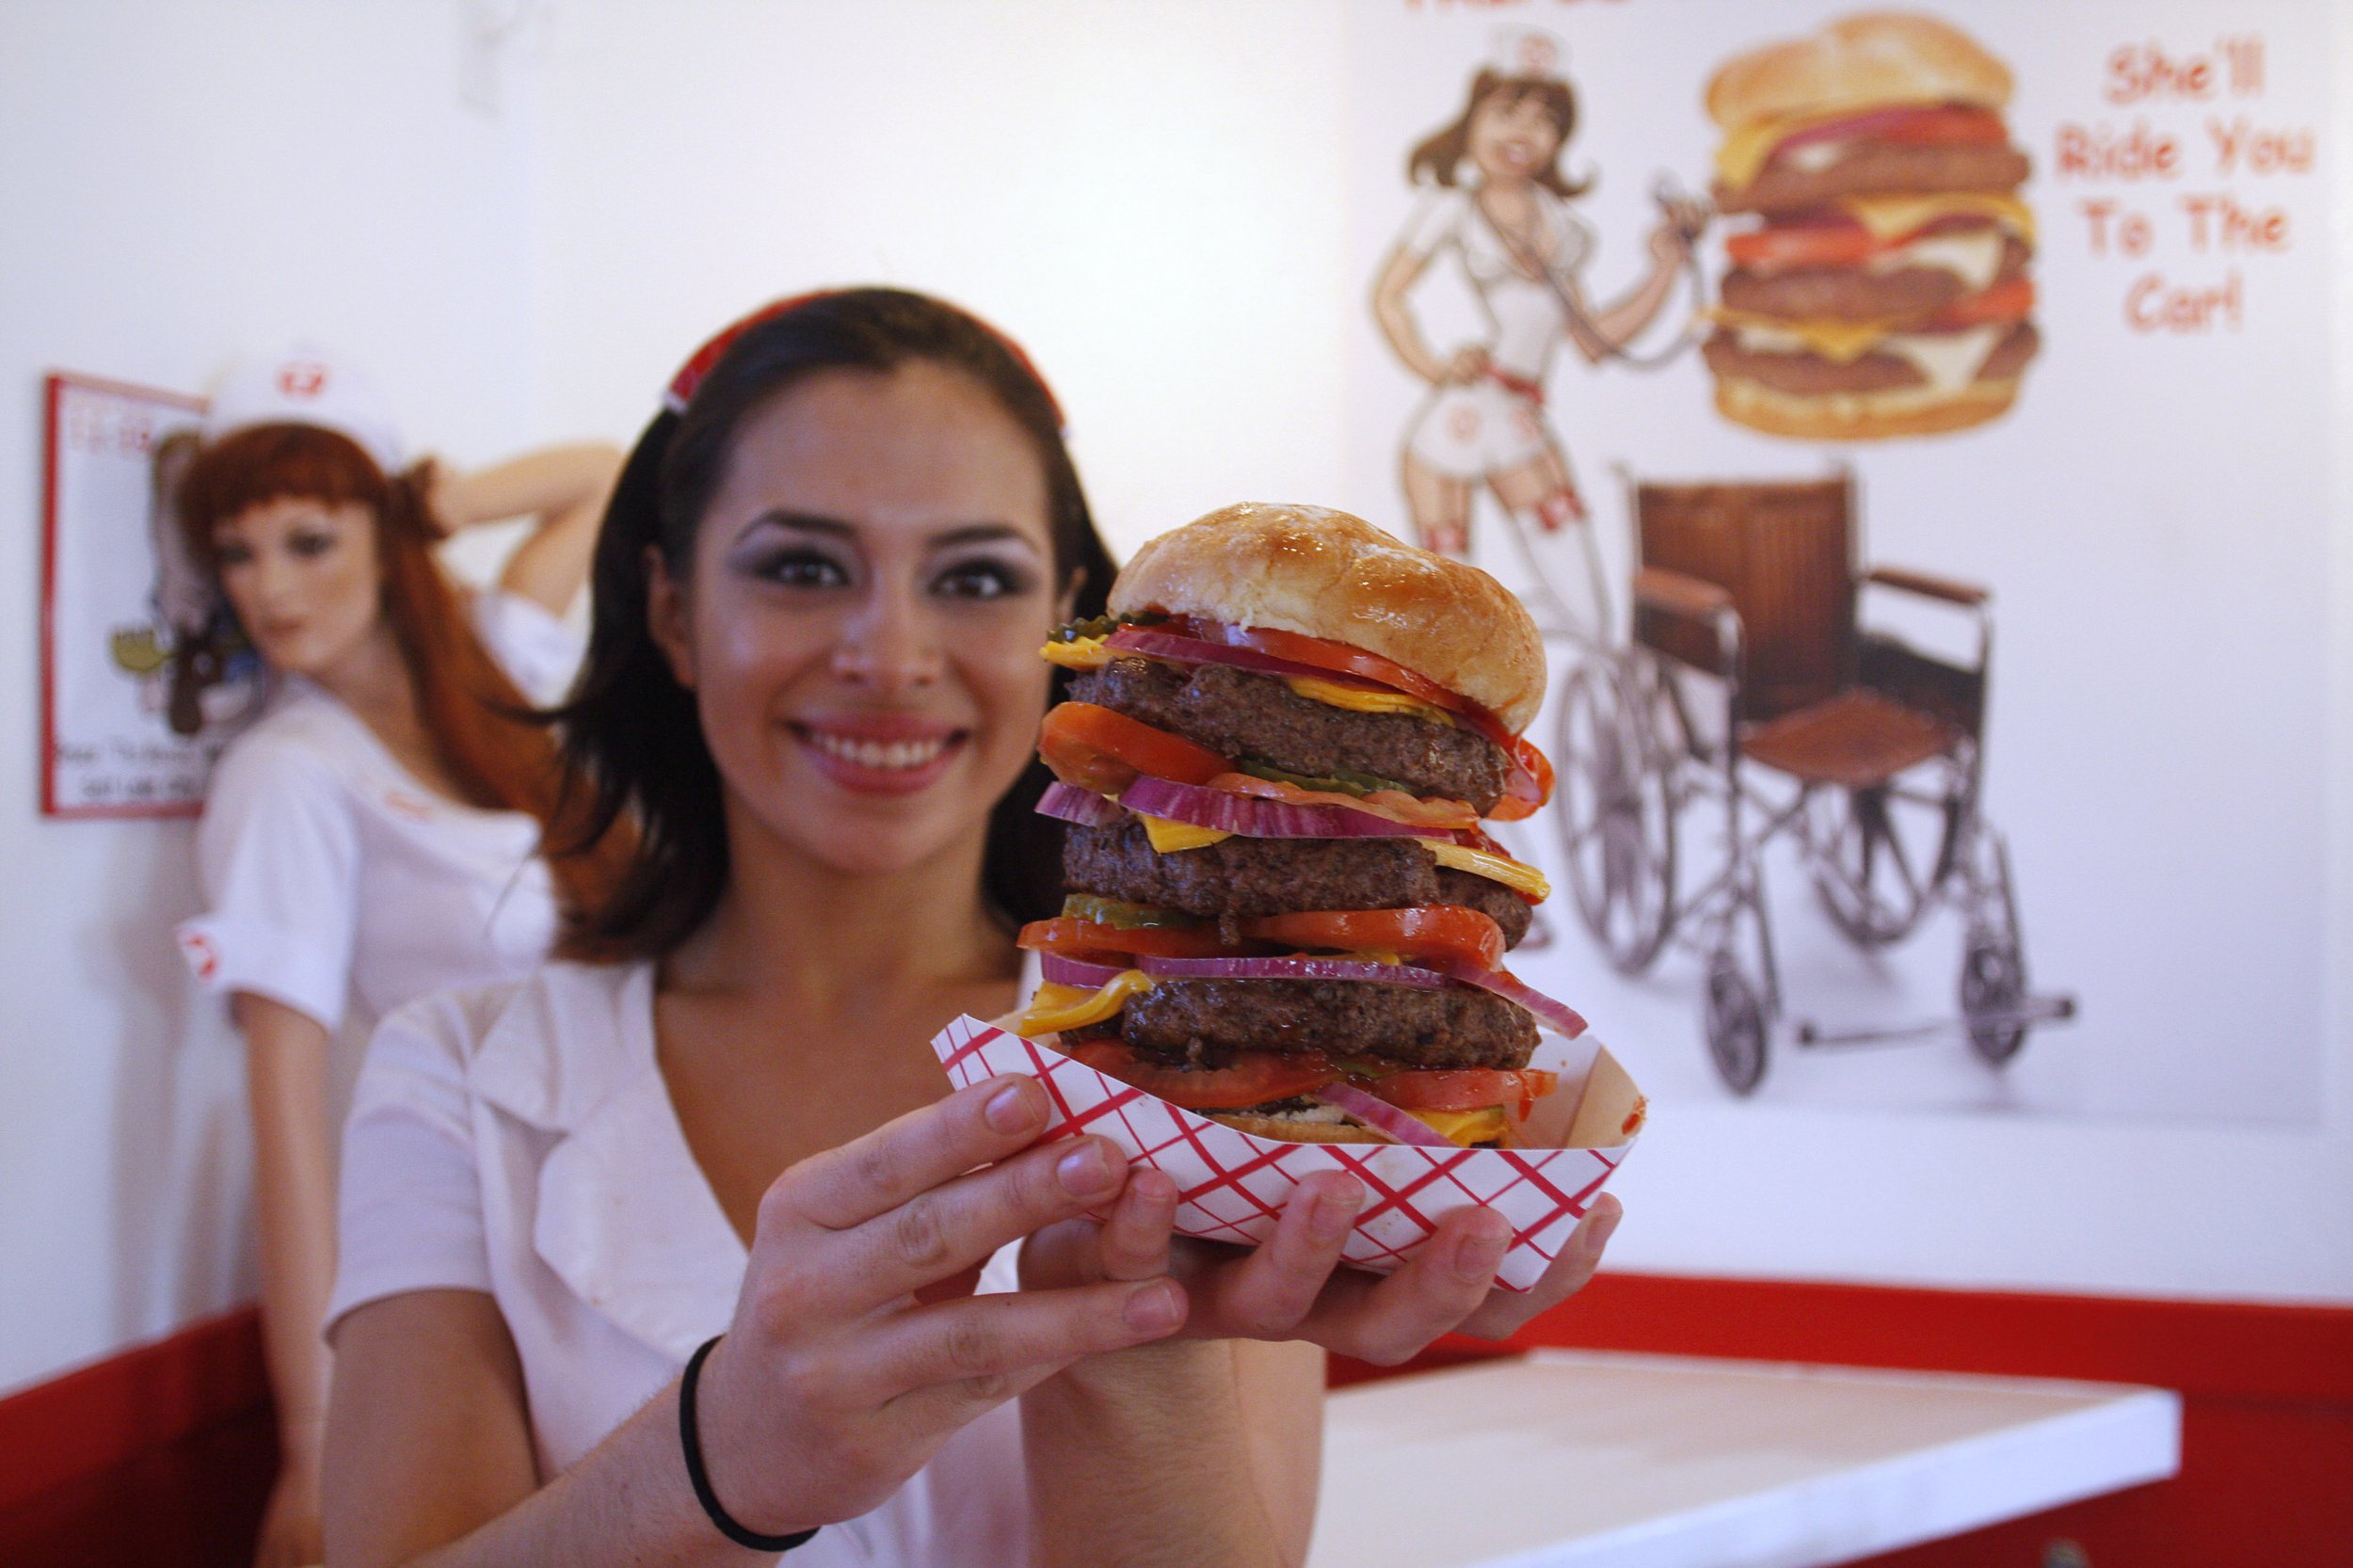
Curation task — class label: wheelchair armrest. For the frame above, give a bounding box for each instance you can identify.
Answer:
[1866,565,1989,608]
[1633,566,1735,621]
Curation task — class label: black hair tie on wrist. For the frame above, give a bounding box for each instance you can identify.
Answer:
[680,1336,820,1554]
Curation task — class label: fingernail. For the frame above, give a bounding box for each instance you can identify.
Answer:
[1309,1182,1363,1244]
[1124,1279,1184,1335]
[985,1080,1039,1134]
[1454,1217,1512,1284]
[1057,1142,1117,1197]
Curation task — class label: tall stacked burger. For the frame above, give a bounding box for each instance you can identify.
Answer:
[1701,11,2039,440]
[1010,504,1582,1149]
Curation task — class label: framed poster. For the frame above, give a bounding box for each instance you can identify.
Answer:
[40,371,262,818]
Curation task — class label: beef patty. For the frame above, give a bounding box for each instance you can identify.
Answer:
[1070,657,1510,813]
[1703,320,2041,395]
[1719,236,2029,323]
[1716,143,2031,216]
[1119,977,1539,1070]
[1064,821,1533,949]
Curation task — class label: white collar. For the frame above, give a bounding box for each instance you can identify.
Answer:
[470,962,746,1362]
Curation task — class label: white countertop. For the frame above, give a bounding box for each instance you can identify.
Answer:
[1307,1350,2180,1568]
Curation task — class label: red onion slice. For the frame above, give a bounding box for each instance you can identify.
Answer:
[1440,962,1589,1038]
[1038,952,1136,990]
[1120,775,1427,840]
[1135,955,1449,986]
[1104,627,1364,686]
[1035,782,1126,827]
[1311,1081,1456,1147]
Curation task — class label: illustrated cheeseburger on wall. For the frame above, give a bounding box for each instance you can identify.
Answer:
[1013,504,1583,1149]
[1702,10,2040,440]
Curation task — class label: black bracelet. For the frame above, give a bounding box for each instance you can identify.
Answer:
[680,1335,820,1554]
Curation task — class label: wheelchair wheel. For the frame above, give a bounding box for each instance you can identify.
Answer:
[1961,836,2029,1065]
[1704,952,1768,1095]
[1806,776,1961,948]
[1555,658,1677,976]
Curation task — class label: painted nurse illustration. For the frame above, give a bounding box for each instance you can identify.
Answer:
[1372,26,1700,637]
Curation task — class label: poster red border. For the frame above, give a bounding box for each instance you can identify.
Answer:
[40,370,210,822]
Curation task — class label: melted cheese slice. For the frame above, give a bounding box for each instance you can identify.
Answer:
[1712,308,1903,363]
[1409,1105,1511,1146]
[1283,676,1455,727]
[1838,192,2035,246]
[1139,813,1233,854]
[1865,229,2009,293]
[1039,635,1112,670]
[1723,312,2009,391]
[1013,972,1154,1036]
[1418,840,1552,902]
[1882,325,2007,393]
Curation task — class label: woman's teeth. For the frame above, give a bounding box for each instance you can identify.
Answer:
[808,732,950,771]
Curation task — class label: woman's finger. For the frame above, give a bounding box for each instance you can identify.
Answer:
[827,1135,1131,1308]
[1456,1194,1621,1340]
[1308,1207,1513,1368]
[1092,1167,1179,1284]
[776,1075,1051,1231]
[856,1276,1188,1410]
[1189,1172,1365,1339]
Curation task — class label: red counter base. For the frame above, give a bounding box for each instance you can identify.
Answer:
[6,1276,2349,1568]
[1333,1272,2353,1567]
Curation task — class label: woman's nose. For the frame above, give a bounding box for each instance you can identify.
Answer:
[830,589,944,693]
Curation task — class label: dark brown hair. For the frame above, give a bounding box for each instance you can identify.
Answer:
[1407,70,1593,198]
[177,424,629,918]
[552,288,1116,961]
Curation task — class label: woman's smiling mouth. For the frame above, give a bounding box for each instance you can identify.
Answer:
[790,716,970,794]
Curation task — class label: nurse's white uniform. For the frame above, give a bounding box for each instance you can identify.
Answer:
[176,591,583,1135]
[327,958,1039,1567]
[1399,184,1596,480]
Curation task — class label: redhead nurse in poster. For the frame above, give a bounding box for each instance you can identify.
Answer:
[1371,25,1701,636]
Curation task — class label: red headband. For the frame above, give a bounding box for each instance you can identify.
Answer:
[662,291,1065,429]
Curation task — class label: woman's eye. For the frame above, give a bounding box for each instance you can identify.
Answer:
[934,560,1032,600]
[290,532,335,559]
[755,550,852,589]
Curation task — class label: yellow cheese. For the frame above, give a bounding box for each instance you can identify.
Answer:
[1407,1105,1511,1146]
[1419,840,1552,902]
[1140,813,1233,854]
[1708,307,1904,363]
[1040,635,1112,670]
[1837,192,2035,246]
[1012,971,1154,1036]
[1283,676,1455,728]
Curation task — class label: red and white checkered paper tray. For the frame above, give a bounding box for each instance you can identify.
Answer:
[931,1016,1645,1293]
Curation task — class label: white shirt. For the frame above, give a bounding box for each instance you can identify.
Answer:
[176,590,582,1132]
[328,960,1032,1567]
[1399,184,1596,379]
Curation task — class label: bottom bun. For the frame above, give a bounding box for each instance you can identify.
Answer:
[1713,374,2021,441]
[1206,1110,1392,1144]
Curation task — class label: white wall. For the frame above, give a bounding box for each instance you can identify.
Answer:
[3,0,2347,1399]
[0,0,540,1395]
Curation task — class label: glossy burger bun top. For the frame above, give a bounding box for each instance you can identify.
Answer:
[1110,502,1546,735]
[1705,10,2013,128]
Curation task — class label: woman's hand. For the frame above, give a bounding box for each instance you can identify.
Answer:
[252,1453,323,1568]
[685,1075,1191,1538]
[1027,1168,1623,1367]
[1436,344,1493,387]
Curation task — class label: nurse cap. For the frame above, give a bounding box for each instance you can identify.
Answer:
[1489,24,1567,81]
[204,344,405,473]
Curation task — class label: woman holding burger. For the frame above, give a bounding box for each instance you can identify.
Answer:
[172,351,627,1568]
[320,289,1623,1566]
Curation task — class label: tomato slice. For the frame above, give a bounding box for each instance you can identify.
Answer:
[1036,702,1231,793]
[1726,220,1878,272]
[1496,736,1554,817]
[1018,918,1244,961]
[1242,905,1506,971]
[1775,104,2009,158]
[1922,276,2036,329]
[1365,1067,1560,1116]
[1071,1040,1338,1110]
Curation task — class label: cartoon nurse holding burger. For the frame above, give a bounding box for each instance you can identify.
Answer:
[1373,26,1701,635]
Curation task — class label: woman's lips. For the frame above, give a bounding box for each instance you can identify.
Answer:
[790,718,968,796]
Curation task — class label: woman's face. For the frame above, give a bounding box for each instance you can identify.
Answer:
[210,496,383,679]
[1466,89,1563,184]
[653,360,1070,882]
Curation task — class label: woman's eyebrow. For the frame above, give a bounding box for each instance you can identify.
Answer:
[931,522,1039,552]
